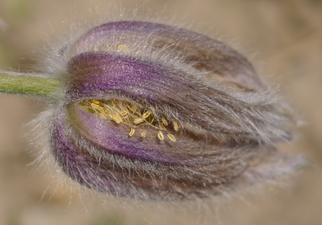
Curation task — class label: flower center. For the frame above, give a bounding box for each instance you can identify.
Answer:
[80,99,179,141]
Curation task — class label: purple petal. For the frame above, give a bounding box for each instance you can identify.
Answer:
[68,21,266,92]
[51,107,255,199]
[46,21,304,200]
[66,52,292,143]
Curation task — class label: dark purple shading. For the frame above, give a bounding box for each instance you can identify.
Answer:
[51,107,306,199]
[50,21,305,200]
[51,109,136,196]
[66,52,291,144]
[69,104,188,164]
[69,21,266,92]
[66,52,189,102]
[51,108,246,199]
[68,103,252,167]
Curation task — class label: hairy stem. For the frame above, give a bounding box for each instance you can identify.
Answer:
[0,71,60,98]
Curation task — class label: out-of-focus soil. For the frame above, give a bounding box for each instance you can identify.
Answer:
[0,0,321,225]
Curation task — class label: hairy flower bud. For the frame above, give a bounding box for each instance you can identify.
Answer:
[46,21,304,200]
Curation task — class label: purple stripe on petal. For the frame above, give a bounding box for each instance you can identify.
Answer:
[52,108,172,198]
[68,103,185,163]
[66,52,188,102]
[68,21,266,92]
[68,103,253,169]
[51,110,120,194]
[66,52,292,143]
[51,108,246,199]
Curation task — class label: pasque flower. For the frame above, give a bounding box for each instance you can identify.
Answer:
[0,21,305,200]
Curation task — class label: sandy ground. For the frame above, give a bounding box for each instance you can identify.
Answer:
[0,0,321,225]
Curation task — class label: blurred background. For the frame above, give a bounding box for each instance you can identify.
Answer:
[0,0,321,225]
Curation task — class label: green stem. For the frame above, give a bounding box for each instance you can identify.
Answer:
[0,71,60,98]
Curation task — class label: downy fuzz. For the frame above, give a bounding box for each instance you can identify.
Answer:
[39,21,304,200]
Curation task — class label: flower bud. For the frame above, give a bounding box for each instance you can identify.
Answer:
[48,21,304,200]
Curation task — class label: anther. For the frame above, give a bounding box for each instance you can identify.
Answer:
[157,131,164,140]
[126,103,135,112]
[120,111,128,117]
[111,113,123,124]
[173,121,179,131]
[90,102,102,110]
[133,117,144,124]
[129,127,135,136]
[142,110,151,119]
[100,111,107,118]
[161,118,168,126]
[141,131,146,138]
[167,133,176,142]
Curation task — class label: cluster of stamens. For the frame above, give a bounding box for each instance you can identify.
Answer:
[80,99,179,142]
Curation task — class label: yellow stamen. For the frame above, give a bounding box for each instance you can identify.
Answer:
[142,110,151,119]
[133,117,144,124]
[126,103,135,113]
[90,102,102,110]
[167,133,176,142]
[83,99,180,140]
[117,44,129,52]
[161,117,169,126]
[158,131,164,140]
[111,113,122,124]
[129,127,135,136]
[173,121,179,131]
[120,111,128,117]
